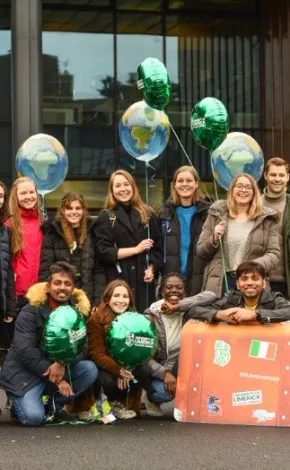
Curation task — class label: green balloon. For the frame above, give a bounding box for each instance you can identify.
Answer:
[44,305,87,364]
[191,97,229,151]
[106,312,158,370]
[137,57,172,110]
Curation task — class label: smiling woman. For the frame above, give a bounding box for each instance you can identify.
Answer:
[40,192,106,307]
[94,169,163,312]
[197,173,281,296]
[159,166,210,296]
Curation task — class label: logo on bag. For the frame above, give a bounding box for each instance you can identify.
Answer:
[207,394,222,416]
[125,332,155,348]
[213,340,231,367]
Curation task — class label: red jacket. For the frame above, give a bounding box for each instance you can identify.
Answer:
[6,209,43,297]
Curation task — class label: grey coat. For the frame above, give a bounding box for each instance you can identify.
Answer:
[196,200,280,296]
[145,291,218,380]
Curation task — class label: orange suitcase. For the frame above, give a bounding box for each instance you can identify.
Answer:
[174,320,290,426]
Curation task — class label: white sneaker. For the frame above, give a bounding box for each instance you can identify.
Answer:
[141,391,164,417]
[111,401,137,420]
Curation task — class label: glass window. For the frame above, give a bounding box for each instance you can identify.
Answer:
[165,14,260,179]
[0,2,12,187]
[116,12,165,184]
[42,9,114,177]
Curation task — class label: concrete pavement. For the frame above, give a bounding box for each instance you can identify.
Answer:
[0,391,289,470]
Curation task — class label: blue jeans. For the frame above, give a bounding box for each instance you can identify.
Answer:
[9,360,98,426]
[147,379,174,405]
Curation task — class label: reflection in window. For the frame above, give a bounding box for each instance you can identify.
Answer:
[42,30,114,176]
[165,15,260,179]
[117,14,164,177]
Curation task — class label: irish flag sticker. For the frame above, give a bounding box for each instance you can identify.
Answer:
[249,340,277,361]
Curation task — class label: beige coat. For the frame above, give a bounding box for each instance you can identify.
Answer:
[197,200,280,296]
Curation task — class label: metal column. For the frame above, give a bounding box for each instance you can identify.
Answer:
[11,0,42,178]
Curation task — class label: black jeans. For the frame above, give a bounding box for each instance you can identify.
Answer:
[93,365,151,402]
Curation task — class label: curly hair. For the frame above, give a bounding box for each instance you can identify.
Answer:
[57,192,88,250]
[159,272,186,298]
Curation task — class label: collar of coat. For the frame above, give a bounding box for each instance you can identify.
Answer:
[41,217,97,236]
[208,199,279,222]
[25,282,91,316]
[160,198,210,218]
[226,288,280,308]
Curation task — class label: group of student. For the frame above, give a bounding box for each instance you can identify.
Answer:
[0,157,290,426]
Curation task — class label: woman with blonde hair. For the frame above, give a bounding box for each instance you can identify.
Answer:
[94,170,162,312]
[40,192,105,306]
[159,165,210,295]
[197,173,280,296]
[6,177,43,311]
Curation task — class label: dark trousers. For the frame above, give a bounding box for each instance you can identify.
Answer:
[94,365,151,402]
[270,281,288,299]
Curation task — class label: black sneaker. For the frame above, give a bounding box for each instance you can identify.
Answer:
[54,409,78,423]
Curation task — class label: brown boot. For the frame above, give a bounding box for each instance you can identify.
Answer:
[127,388,142,417]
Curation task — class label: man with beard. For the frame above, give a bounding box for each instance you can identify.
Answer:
[181,261,290,324]
[0,261,98,426]
[263,157,290,298]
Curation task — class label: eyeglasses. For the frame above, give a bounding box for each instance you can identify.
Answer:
[234,183,253,192]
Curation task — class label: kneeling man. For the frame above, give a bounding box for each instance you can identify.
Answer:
[0,261,98,426]
[191,261,290,324]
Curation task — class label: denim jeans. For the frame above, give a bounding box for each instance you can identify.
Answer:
[147,379,174,404]
[9,360,98,426]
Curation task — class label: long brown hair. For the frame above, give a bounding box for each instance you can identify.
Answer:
[105,169,150,224]
[227,173,262,220]
[94,279,135,328]
[0,181,9,225]
[9,177,42,255]
[171,166,204,205]
[57,192,88,250]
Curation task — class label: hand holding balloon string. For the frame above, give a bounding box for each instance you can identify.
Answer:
[213,220,227,244]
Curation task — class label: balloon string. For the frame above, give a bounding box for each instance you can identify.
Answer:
[145,163,150,309]
[169,122,214,204]
[40,194,48,220]
[146,161,156,188]
[213,179,229,294]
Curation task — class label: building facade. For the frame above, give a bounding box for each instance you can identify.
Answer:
[0,0,289,209]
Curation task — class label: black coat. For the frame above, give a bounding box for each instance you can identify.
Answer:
[159,199,210,295]
[40,219,106,306]
[0,225,17,348]
[190,289,290,324]
[0,297,88,396]
[94,205,163,312]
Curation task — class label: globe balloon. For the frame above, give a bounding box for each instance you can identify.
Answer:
[119,100,170,163]
[211,132,264,190]
[16,133,68,196]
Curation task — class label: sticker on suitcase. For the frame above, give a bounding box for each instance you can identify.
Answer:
[207,394,222,415]
[249,340,277,361]
[252,409,276,423]
[232,390,262,406]
[213,340,231,367]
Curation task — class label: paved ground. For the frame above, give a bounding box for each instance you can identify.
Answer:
[0,390,290,470]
